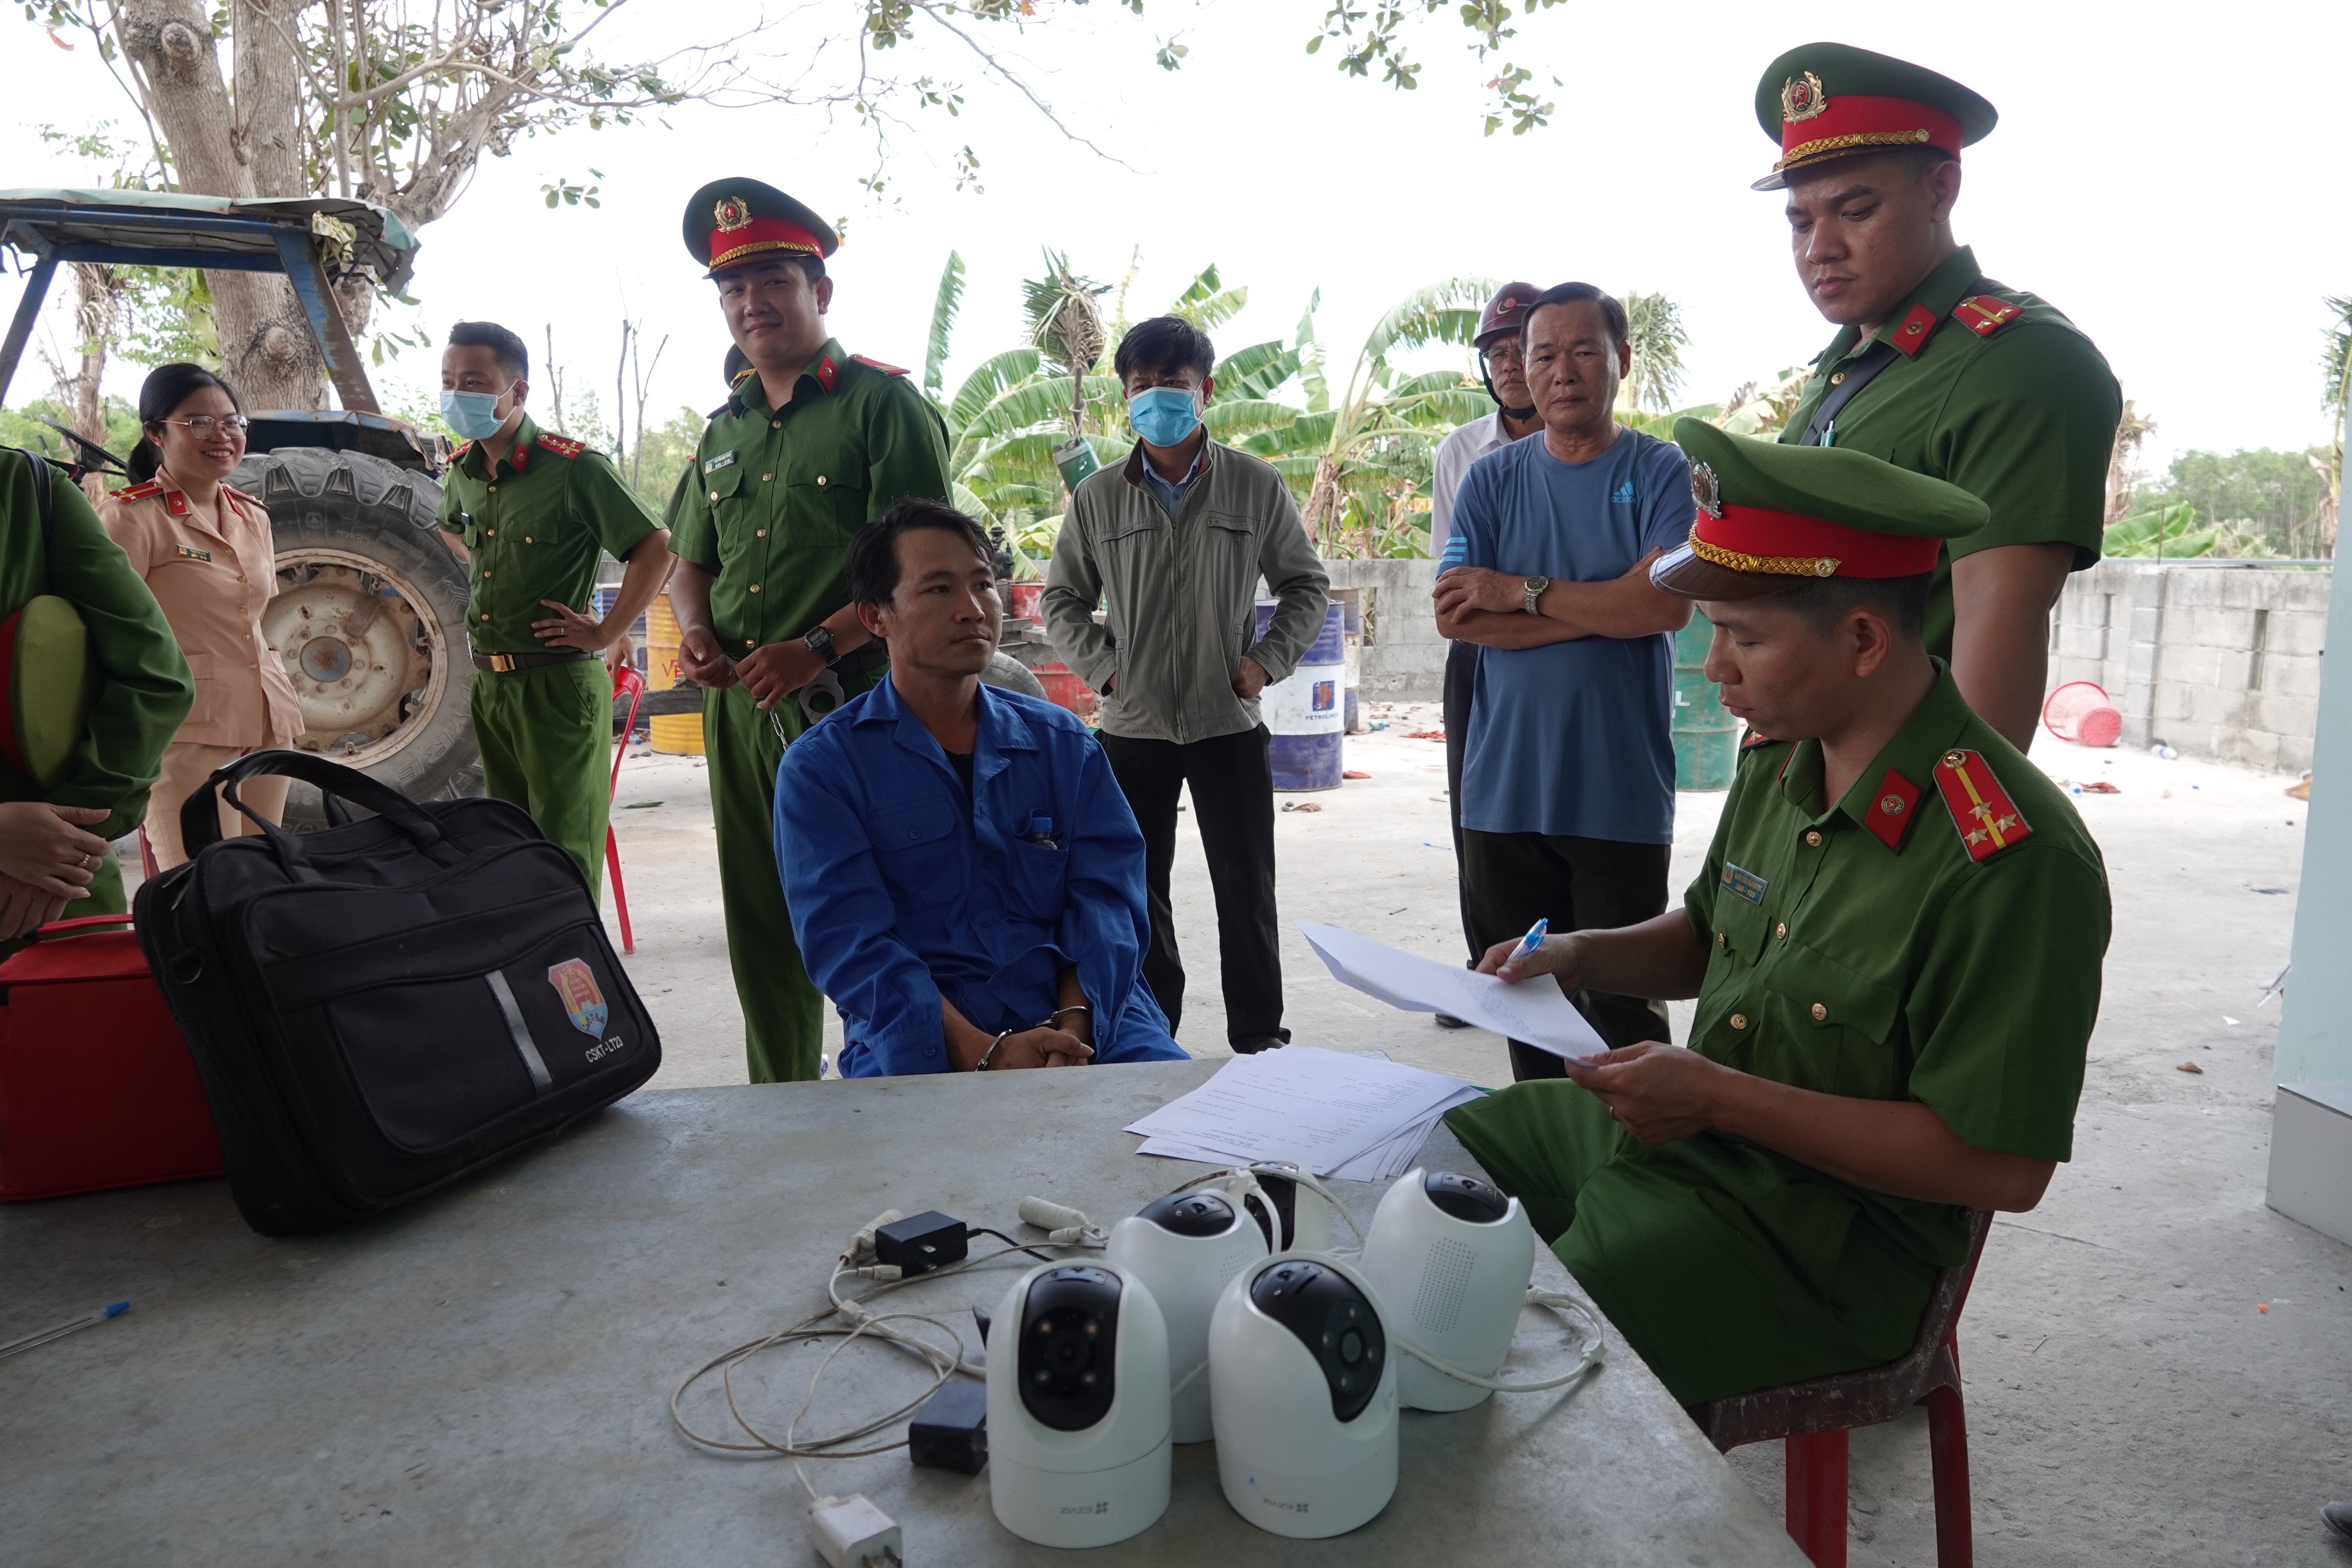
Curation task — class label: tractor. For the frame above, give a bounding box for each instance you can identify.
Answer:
[0,189,478,825]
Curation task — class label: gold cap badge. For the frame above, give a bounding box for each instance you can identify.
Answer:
[1779,70,1828,124]
[714,196,752,232]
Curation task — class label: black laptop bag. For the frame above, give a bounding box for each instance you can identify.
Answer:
[134,750,660,1234]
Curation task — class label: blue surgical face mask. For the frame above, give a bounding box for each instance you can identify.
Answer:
[1127,385,1202,448]
[440,387,511,441]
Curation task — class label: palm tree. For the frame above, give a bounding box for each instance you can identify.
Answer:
[1620,291,1690,414]
[1239,279,1496,555]
[1023,251,1112,435]
[2320,294,2351,556]
[918,253,1283,564]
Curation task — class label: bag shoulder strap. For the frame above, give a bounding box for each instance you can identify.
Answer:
[1795,278,1998,448]
[5,447,55,573]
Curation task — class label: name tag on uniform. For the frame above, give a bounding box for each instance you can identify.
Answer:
[175,545,212,563]
[703,450,737,474]
[1722,864,1768,904]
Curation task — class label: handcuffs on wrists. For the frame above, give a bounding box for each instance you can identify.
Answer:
[975,1005,1093,1071]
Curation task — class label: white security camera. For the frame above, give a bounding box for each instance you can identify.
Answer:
[1207,1253,1399,1538]
[1106,1189,1271,1443]
[985,1262,1172,1548]
[1359,1168,1536,1412]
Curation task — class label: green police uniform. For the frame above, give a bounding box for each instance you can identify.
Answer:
[435,415,660,897]
[1445,424,2111,1406]
[0,450,192,922]
[670,178,952,1083]
[1756,44,2122,661]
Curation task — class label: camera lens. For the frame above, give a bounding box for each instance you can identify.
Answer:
[1338,1328,1364,1366]
[1047,1323,1091,1373]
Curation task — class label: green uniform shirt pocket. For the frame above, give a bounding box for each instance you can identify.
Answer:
[785,462,867,543]
[704,464,747,508]
[870,797,964,911]
[1761,939,1905,1100]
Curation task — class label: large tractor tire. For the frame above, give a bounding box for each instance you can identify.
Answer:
[227,446,479,828]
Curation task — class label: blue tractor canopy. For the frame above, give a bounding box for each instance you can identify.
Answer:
[0,188,437,472]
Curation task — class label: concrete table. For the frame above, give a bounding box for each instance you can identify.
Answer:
[1,1060,1804,1567]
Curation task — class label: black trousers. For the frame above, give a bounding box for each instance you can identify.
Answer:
[1461,828,1672,1082]
[1096,724,1286,1047]
[1442,638,1479,961]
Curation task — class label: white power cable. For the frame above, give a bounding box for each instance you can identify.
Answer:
[1015,1194,1104,1246]
[1396,1288,1608,1394]
[671,1208,1081,1501]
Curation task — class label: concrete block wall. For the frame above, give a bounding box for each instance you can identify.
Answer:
[2048,560,2331,775]
[1323,557,1446,701]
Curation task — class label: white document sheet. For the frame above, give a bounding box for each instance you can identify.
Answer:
[1298,922,1611,1063]
[1125,1046,1480,1179]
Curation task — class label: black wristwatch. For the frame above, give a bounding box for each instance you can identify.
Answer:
[802,624,839,667]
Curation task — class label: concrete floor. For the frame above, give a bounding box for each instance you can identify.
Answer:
[600,704,2352,1565]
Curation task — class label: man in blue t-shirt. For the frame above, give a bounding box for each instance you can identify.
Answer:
[1433,282,1697,1081]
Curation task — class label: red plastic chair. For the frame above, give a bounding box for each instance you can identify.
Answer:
[1683,1209,1994,1568]
[606,662,647,955]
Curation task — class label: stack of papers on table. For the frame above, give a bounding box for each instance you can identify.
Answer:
[1125,1046,1482,1182]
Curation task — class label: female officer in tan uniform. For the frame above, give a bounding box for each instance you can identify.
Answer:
[96,363,304,867]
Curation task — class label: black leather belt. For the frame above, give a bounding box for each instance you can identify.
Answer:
[472,649,592,673]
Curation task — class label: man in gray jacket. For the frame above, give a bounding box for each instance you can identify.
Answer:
[1044,315,1329,1054]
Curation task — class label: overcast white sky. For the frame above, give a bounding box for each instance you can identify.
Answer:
[4,0,2346,472]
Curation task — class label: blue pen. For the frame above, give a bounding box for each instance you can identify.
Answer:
[1514,917,1548,961]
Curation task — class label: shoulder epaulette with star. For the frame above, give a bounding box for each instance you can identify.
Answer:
[534,433,586,459]
[1951,296,2022,338]
[1933,747,2033,862]
[107,479,162,502]
[224,483,263,505]
[850,354,909,377]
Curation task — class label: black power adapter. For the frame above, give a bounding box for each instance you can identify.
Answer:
[907,1381,988,1475]
[874,1210,969,1276]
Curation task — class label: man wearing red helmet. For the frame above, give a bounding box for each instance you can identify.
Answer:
[1427,283,1544,1004]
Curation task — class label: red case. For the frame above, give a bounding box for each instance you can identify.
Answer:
[0,913,225,1199]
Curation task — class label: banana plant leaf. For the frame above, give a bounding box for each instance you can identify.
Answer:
[949,349,1041,431]
[925,252,965,401]
[1212,340,1298,403]
[2104,504,2217,557]
[1169,264,1249,331]
[1205,398,1306,439]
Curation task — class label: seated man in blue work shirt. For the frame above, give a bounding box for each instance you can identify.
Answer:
[775,498,1188,1075]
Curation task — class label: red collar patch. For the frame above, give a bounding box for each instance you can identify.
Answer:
[162,488,190,516]
[1889,301,1940,359]
[1863,766,1921,851]
[1933,748,2033,862]
[812,354,840,393]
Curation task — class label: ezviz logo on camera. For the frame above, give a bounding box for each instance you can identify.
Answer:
[1059,1502,1111,1516]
